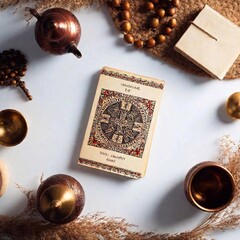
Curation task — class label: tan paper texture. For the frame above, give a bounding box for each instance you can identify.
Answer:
[79,67,164,178]
[174,5,240,80]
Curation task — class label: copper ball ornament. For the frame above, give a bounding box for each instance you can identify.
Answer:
[0,109,27,147]
[29,8,82,58]
[37,174,85,224]
[226,92,240,119]
[185,162,235,212]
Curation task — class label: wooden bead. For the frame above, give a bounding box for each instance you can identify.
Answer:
[11,79,17,85]
[112,0,121,8]
[156,8,165,18]
[168,18,177,28]
[122,0,130,10]
[150,18,159,28]
[10,72,15,78]
[121,21,131,32]
[172,0,180,7]
[124,34,134,44]
[134,40,144,48]
[19,71,26,76]
[168,7,176,16]
[165,27,172,35]
[5,68,11,74]
[121,10,130,20]
[145,2,154,11]
[146,38,156,48]
[156,34,166,43]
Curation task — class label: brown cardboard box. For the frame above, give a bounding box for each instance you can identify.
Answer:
[175,5,240,80]
[78,67,164,179]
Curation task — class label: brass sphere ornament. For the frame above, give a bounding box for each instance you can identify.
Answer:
[0,109,27,147]
[37,174,85,224]
[226,92,240,119]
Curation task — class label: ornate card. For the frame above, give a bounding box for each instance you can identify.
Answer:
[79,67,164,179]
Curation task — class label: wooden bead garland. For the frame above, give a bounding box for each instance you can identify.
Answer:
[0,49,32,100]
[111,0,180,48]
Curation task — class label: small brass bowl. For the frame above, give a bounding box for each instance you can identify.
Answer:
[0,109,28,147]
[226,92,240,119]
[184,162,235,212]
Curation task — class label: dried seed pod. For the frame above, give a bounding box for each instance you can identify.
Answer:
[10,72,16,78]
[150,18,159,28]
[146,38,156,48]
[145,1,154,11]
[134,40,144,48]
[121,21,132,33]
[121,10,130,20]
[11,79,17,85]
[112,0,121,8]
[172,0,180,7]
[156,34,166,43]
[122,0,130,10]
[124,34,134,44]
[168,18,177,28]
[165,27,172,35]
[156,8,165,18]
[168,7,176,16]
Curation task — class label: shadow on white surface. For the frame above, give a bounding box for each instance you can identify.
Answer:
[0,23,49,63]
[154,181,202,227]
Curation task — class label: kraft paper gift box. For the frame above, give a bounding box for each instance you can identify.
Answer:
[79,67,164,179]
[174,5,240,80]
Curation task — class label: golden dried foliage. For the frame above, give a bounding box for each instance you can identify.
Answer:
[0,0,105,13]
[0,136,240,239]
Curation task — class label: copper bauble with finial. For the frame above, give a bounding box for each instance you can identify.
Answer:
[37,174,85,224]
[29,8,82,58]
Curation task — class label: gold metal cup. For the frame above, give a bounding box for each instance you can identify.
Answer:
[0,109,28,147]
[184,161,235,212]
[226,92,240,119]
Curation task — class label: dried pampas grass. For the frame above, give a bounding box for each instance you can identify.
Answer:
[0,0,105,13]
[0,136,240,239]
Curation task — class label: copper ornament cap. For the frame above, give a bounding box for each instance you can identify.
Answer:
[29,8,82,58]
[184,161,235,212]
[0,109,28,147]
[37,174,85,224]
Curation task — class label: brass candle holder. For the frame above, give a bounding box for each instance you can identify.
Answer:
[0,109,27,147]
[184,161,235,212]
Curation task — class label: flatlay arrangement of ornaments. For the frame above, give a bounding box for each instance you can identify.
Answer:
[1,1,240,238]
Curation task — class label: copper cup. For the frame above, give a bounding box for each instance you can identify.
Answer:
[0,109,28,147]
[184,161,235,212]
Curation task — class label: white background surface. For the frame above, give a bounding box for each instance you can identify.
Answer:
[0,5,240,239]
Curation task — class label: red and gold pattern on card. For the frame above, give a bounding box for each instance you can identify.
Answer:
[79,67,164,179]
